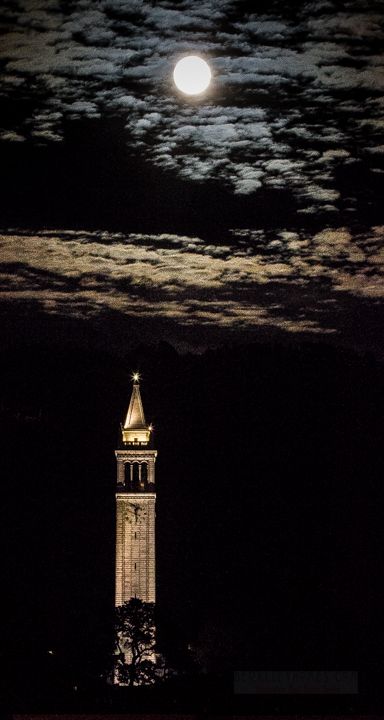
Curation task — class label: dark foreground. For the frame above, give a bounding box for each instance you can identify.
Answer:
[5,671,384,715]
[2,337,384,715]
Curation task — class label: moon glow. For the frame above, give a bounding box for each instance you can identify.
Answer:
[173,56,212,95]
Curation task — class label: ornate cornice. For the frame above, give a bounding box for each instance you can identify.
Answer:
[116,492,156,499]
[115,449,157,461]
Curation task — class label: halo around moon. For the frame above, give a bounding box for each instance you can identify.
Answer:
[173,56,212,96]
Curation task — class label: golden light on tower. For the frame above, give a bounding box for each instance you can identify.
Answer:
[122,373,151,444]
[115,376,158,681]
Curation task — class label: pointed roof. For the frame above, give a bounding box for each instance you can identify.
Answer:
[124,375,147,430]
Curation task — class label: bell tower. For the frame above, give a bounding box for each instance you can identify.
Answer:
[115,373,157,606]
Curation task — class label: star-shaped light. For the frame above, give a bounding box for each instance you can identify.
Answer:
[132,371,140,383]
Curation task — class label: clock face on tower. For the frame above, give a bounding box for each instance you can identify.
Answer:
[125,504,139,523]
[125,503,148,523]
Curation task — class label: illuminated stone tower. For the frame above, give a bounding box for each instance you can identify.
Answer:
[115,373,157,606]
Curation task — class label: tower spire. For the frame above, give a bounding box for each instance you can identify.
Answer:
[122,373,151,445]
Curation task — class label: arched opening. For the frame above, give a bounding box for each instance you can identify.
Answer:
[124,462,132,489]
[132,462,140,490]
[123,460,149,491]
[141,462,148,488]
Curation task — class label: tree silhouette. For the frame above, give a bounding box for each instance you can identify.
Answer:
[114,598,157,686]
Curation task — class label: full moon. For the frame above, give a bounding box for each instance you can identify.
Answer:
[173,56,212,96]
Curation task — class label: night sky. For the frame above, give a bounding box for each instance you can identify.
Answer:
[1,0,384,711]
[0,0,383,354]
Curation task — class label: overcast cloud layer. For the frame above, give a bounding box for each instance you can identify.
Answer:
[1,227,383,353]
[1,0,384,209]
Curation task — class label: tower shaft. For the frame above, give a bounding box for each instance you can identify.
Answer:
[114,379,157,607]
[115,492,156,604]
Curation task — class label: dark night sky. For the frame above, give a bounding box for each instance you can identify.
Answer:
[0,0,383,355]
[1,0,384,710]
[2,339,384,707]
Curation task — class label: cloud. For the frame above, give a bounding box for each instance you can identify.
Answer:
[0,129,25,142]
[0,0,383,213]
[0,227,382,354]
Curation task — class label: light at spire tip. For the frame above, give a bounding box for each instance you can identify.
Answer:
[132,371,140,383]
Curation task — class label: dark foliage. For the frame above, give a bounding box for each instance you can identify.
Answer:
[115,598,156,686]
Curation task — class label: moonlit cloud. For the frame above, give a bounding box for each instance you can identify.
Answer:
[0,228,382,351]
[0,0,383,210]
[1,0,383,355]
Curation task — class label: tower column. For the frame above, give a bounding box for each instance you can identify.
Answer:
[117,460,124,486]
[148,458,155,484]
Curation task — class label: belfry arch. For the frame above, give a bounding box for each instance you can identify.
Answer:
[123,459,150,490]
